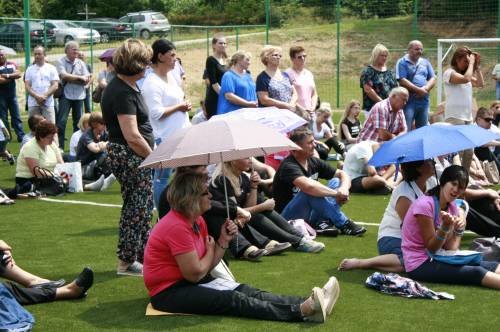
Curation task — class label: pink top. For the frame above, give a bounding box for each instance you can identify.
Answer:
[285,68,316,111]
[401,195,459,272]
[143,210,208,296]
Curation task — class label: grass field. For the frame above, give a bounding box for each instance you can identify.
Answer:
[1,116,499,331]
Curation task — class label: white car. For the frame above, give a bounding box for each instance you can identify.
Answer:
[44,20,100,45]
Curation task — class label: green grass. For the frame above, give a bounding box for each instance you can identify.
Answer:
[1,120,499,331]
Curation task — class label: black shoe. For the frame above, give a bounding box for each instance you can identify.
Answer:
[75,267,94,298]
[31,279,66,289]
[371,185,392,195]
[339,220,366,236]
[315,222,340,237]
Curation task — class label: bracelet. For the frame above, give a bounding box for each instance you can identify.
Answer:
[216,241,229,250]
[453,229,465,237]
[435,233,446,241]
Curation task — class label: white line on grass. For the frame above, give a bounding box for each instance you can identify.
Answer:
[39,197,122,208]
[35,199,477,235]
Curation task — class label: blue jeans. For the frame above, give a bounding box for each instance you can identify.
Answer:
[0,94,24,141]
[281,178,349,228]
[403,98,429,130]
[57,97,83,149]
[496,81,500,100]
[153,138,172,209]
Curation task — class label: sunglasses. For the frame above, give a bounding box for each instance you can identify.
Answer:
[482,118,494,123]
[296,55,307,59]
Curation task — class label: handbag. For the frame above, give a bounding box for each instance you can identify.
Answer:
[53,82,64,98]
[33,166,68,196]
[54,162,83,193]
[92,85,103,103]
[482,160,499,184]
[470,237,500,262]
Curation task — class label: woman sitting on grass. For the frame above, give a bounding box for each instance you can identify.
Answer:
[338,100,362,151]
[401,165,500,289]
[339,159,435,272]
[15,121,63,189]
[312,102,345,160]
[143,172,339,323]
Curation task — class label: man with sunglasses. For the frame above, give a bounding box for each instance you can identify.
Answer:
[474,107,500,169]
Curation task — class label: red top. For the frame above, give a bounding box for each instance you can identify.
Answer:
[143,210,208,296]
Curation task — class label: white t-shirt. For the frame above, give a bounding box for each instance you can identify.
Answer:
[191,109,207,125]
[377,181,425,240]
[492,64,500,79]
[141,72,190,141]
[343,141,373,179]
[488,123,500,152]
[443,68,473,121]
[312,120,331,140]
[69,130,83,157]
[24,63,59,107]
[0,119,6,141]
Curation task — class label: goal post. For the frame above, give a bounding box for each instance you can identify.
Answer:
[437,38,500,104]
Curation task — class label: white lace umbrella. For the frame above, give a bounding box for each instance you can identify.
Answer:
[140,118,300,217]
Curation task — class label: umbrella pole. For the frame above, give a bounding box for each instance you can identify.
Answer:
[220,154,238,250]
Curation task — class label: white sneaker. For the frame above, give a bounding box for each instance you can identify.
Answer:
[84,175,105,191]
[117,261,143,277]
[304,287,326,323]
[323,276,340,315]
[100,174,116,191]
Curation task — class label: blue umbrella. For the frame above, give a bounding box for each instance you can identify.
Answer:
[368,124,500,167]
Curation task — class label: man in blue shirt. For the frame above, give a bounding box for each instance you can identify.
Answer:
[0,50,24,142]
[396,40,435,130]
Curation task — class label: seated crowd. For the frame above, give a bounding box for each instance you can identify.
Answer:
[1,35,500,325]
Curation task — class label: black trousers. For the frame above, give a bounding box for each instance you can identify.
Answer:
[151,277,304,322]
[204,214,270,257]
[249,211,303,246]
[3,282,56,305]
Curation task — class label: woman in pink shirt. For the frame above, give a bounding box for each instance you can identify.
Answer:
[286,46,318,116]
[401,165,500,289]
[143,172,339,323]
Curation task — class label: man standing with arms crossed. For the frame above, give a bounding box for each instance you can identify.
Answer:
[396,40,435,130]
[24,46,59,124]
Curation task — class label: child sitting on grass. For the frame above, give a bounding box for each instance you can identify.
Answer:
[0,119,15,165]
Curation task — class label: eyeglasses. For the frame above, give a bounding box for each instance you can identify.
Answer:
[296,55,307,59]
[271,53,282,58]
[482,118,494,123]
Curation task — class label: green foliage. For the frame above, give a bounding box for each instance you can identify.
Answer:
[341,0,413,19]
[419,0,497,21]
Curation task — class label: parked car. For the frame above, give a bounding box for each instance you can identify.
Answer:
[43,20,100,45]
[76,18,133,43]
[0,21,56,52]
[119,11,170,39]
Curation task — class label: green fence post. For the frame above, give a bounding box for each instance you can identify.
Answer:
[23,0,31,67]
[132,23,136,38]
[171,25,174,43]
[413,0,419,40]
[206,28,210,57]
[90,21,94,112]
[43,19,47,49]
[336,0,340,108]
[265,0,270,44]
[497,0,500,61]
[236,26,239,50]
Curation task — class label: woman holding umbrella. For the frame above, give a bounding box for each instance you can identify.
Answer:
[204,34,228,119]
[101,39,154,276]
[144,172,339,322]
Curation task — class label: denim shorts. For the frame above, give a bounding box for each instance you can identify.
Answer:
[377,236,404,266]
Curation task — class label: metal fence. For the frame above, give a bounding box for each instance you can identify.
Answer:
[3,0,500,114]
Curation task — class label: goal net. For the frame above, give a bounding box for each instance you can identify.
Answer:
[437,38,500,105]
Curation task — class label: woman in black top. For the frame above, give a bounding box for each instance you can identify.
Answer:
[101,39,154,277]
[204,34,228,119]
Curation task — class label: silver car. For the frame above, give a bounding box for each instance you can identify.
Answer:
[44,20,101,45]
[119,11,170,39]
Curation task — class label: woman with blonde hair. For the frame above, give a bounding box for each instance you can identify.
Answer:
[360,44,398,118]
[338,100,362,150]
[204,34,228,119]
[312,102,345,160]
[101,39,154,277]
[210,158,326,253]
[216,51,258,115]
[256,45,297,111]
